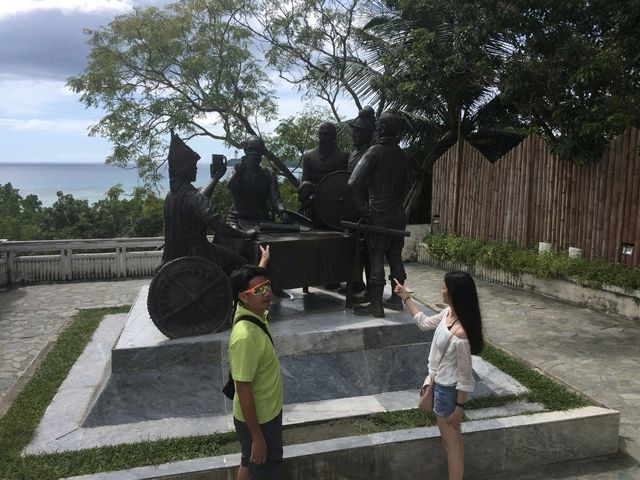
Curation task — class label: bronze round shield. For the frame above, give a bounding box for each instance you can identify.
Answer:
[313,170,361,229]
[147,256,232,339]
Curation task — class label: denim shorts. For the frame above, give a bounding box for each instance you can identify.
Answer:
[433,382,458,417]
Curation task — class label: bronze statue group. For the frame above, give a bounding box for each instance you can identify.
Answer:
[160,109,483,480]
[162,108,410,319]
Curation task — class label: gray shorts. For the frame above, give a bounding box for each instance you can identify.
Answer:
[234,411,283,479]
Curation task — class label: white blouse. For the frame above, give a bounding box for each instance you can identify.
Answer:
[414,307,475,392]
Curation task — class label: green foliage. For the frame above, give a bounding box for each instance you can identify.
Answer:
[426,233,640,292]
[254,0,372,118]
[211,179,233,220]
[498,1,640,163]
[365,408,435,430]
[62,0,638,216]
[360,0,527,220]
[480,344,590,411]
[0,182,165,241]
[0,184,44,240]
[265,105,334,170]
[0,176,300,241]
[278,177,301,212]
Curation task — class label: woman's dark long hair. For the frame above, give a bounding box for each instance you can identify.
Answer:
[444,271,484,354]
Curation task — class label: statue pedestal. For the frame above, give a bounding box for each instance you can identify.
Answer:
[27,284,529,454]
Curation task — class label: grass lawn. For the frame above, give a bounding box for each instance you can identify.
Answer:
[0,306,591,479]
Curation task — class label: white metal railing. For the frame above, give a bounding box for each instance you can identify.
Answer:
[0,237,164,287]
[0,227,432,288]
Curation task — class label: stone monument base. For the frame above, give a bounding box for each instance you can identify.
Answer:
[28,284,531,453]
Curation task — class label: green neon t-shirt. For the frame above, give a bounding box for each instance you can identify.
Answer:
[229,305,283,423]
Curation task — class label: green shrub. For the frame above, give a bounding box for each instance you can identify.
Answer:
[424,233,640,292]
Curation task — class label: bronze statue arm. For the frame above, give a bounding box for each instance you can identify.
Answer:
[348,150,375,216]
[199,177,220,198]
[200,155,228,198]
[193,193,255,239]
[268,171,289,222]
[207,214,255,239]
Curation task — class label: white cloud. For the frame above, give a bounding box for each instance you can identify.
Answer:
[0,117,92,133]
[0,0,133,18]
[0,78,79,116]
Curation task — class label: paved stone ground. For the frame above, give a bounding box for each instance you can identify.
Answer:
[404,263,640,479]
[0,266,638,479]
[0,278,150,415]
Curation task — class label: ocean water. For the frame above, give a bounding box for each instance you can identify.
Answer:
[0,162,223,206]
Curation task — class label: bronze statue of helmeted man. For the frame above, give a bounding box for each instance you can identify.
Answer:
[161,131,254,274]
[348,106,376,173]
[347,106,377,299]
[298,121,348,228]
[227,135,290,229]
[348,111,410,317]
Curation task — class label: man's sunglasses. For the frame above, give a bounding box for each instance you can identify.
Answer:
[242,280,272,296]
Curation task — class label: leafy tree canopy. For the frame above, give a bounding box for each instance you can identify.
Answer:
[498,0,640,163]
[67,0,297,186]
[66,0,639,222]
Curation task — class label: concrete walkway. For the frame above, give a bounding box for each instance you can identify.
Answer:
[0,278,150,416]
[404,263,640,479]
[0,265,638,478]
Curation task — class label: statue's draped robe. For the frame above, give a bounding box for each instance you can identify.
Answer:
[162,182,245,274]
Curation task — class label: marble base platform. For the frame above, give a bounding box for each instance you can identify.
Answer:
[63,406,620,480]
[26,285,528,454]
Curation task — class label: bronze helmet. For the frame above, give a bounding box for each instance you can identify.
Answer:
[350,106,375,131]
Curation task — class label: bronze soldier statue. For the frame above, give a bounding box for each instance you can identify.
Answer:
[348,106,376,173]
[227,135,290,230]
[347,106,376,300]
[161,131,255,274]
[298,122,348,228]
[348,111,410,317]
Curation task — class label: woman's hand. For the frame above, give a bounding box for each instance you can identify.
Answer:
[258,244,270,268]
[447,406,463,427]
[393,278,409,301]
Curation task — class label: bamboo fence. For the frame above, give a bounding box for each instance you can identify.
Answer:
[431,127,640,267]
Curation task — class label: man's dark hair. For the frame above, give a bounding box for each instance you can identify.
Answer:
[230,264,270,300]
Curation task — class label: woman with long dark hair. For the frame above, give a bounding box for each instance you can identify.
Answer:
[394,271,483,480]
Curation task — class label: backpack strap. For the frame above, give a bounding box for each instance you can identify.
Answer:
[224,314,275,396]
[234,314,274,345]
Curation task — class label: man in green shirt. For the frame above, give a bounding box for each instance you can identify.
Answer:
[229,264,283,480]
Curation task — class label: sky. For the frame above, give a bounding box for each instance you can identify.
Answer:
[0,0,356,165]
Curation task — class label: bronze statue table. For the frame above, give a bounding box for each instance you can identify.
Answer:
[148,229,362,339]
[247,230,361,306]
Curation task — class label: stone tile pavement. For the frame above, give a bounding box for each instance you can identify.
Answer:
[0,265,638,478]
[404,262,640,479]
[0,278,150,416]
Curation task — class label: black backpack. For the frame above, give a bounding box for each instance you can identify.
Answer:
[222,315,274,400]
